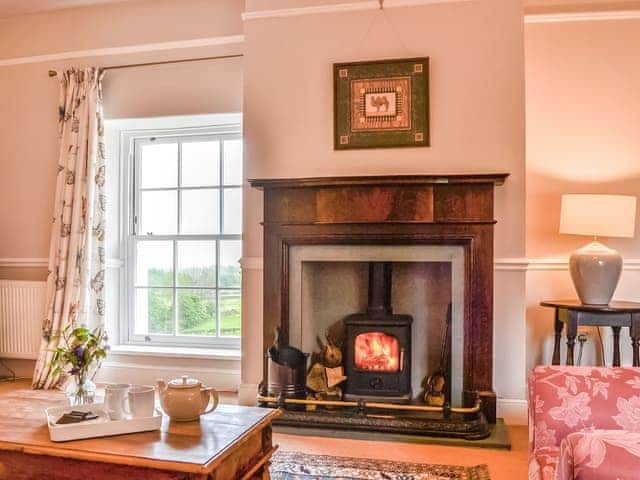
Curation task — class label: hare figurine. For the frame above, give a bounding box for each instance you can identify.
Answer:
[316,334,342,368]
[306,333,346,398]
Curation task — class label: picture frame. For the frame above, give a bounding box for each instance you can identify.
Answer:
[333,57,430,150]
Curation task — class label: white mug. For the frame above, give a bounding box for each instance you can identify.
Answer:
[105,383,131,420]
[126,385,155,418]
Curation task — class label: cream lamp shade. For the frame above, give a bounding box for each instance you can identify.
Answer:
[560,194,636,238]
[559,194,637,305]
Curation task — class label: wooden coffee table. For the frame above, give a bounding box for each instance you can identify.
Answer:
[0,384,280,479]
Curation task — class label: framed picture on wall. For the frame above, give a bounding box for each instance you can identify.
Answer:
[333,57,429,150]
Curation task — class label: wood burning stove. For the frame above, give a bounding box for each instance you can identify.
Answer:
[344,262,412,401]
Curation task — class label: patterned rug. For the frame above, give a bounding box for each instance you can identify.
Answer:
[270,451,491,480]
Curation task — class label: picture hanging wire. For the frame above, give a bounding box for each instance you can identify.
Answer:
[353,0,411,58]
[48,53,243,77]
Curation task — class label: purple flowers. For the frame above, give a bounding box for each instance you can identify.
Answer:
[48,324,109,382]
[73,345,86,366]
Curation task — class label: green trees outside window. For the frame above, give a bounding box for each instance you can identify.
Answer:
[145,266,241,337]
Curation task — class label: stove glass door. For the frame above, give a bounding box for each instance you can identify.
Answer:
[353,332,400,372]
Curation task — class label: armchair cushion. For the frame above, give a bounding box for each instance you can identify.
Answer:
[556,430,640,480]
[529,366,640,480]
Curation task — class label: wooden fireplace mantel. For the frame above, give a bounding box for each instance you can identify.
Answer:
[249,173,509,189]
[249,173,509,423]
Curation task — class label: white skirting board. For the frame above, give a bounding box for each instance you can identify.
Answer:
[497,398,528,426]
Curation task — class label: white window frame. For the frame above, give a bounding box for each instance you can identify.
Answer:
[119,123,242,349]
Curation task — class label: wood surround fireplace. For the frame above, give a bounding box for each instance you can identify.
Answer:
[249,174,508,424]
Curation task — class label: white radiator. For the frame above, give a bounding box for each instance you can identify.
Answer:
[0,280,46,359]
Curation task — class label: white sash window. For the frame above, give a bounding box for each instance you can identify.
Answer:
[122,124,242,348]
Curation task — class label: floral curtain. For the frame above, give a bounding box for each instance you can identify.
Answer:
[33,68,106,389]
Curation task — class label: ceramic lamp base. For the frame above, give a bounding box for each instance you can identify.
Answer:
[569,241,622,305]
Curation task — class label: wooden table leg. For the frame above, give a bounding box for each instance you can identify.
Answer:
[631,313,640,367]
[611,326,622,367]
[566,310,578,366]
[552,308,563,365]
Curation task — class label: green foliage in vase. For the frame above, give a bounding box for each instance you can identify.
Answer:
[49,324,109,381]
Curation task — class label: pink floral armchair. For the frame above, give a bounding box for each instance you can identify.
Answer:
[529,366,640,480]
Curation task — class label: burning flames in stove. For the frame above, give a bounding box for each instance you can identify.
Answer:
[354,332,400,372]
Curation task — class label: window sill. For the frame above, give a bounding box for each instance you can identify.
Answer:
[98,345,241,391]
[109,344,241,361]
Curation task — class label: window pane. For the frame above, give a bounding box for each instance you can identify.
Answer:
[139,190,177,235]
[223,139,242,185]
[135,288,173,335]
[177,241,216,287]
[140,143,177,188]
[181,141,220,187]
[220,240,241,288]
[220,290,241,337]
[181,189,219,234]
[136,241,173,287]
[223,188,242,234]
[178,289,216,336]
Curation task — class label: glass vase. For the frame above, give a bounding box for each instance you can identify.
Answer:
[66,373,96,406]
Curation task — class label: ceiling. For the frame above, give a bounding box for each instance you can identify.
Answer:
[0,0,131,19]
[0,0,638,20]
[524,0,640,9]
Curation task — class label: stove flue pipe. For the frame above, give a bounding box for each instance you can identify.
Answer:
[366,262,393,317]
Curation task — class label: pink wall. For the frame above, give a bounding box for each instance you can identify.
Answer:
[243,0,526,259]
[524,0,640,14]
[0,0,244,280]
[0,63,59,266]
[2,0,530,409]
[1,0,638,418]
[102,55,243,119]
[525,17,640,372]
[241,0,528,402]
[525,18,640,258]
[0,0,243,59]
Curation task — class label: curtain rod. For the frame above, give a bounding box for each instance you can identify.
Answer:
[48,53,243,77]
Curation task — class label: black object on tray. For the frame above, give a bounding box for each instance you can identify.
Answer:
[56,410,99,425]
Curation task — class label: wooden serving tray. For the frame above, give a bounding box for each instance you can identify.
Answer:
[45,403,162,442]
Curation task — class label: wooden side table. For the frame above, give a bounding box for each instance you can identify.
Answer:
[540,300,640,367]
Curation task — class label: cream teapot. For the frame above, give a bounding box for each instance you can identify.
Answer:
[157,376,219,422]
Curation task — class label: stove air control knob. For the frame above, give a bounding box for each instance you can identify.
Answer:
[369,377,383,389]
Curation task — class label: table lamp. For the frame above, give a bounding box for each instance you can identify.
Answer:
[560,194,637,305]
